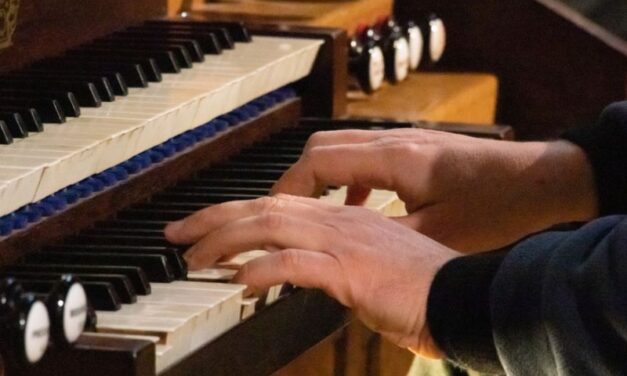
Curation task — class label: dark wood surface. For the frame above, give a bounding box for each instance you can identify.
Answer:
[0,99,301,266]
[16,336,156,376]
[162,289,349,376]
[394,0,627,140]
[0,0,166,73]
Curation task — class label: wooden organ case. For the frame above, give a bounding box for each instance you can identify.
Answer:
[0,0,514,375]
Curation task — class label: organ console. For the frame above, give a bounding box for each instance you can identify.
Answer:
[3,0,617,375]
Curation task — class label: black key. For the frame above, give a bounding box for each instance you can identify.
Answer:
[81,281,121,311]
[0,90,80,117]
[198,168,285,180]
[0,272,136,304]
[98,219,169,231]
[8,264,150,295]
[258,139,307,148]
[132,202,211,212]
[220,161,293,170]
[246,146,306,154]
[48,244,186,280]
[0,120,13,144]
[117,209,192,222]
[34,59,149,87]
[179,178,276,189]
[82,228,167,238]
[65,234,171,247]
[153,191,262,204]
[0,107,43,132]
[139,24,234,49]
[0,97,65,123]
[0,76,101,108]
[231,153,300,164]
[166,186,270,195]
[26,252,175,283]
[88,39,197,65]
[101,35,205,62]
[0,112,28,138]
[68,47,180,73]
[57,55,161,83]
[28,66,128,96]
[147,20,252,43]
[17,71,115,102]
[121,28,223,54]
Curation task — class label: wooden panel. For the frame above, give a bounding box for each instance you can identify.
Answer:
[347,73,498,124]
[162,289,349,376]
[180,0,393,35]
[394,0,627,139]
[0,0,166,73]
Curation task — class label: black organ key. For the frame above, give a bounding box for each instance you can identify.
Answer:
[7,264,150,295]
[152,191,263,204]
[65,234,171,247]
[79,282,121,311]
[45,244,187,280]
[179,178,276,189]
[12,71,115,103]
[132,202,212,212]
[28,64,128,96]
[1,272,136,305]
[0,120,13,144]
[67,47,181,73]
[0,97,65,123]
[83,228,166,238]
[166,186,271,196]
[137,23,234,50]
[218,161,293,170]
[147,20,252,43]
[0,77,101,108]
[101,35,205,62]
[88,39,198,65]
[60,55,162,83]
[0,108,43,133]
[25,252,175,283]
[34,59,150,87]
[0,90,80,117]
[231,153,300,164]
[198,168,286,180]
[0,279,50,366]
[98,219,169,231]
[115,29,222,55]
[0,113,28,138]
[117,208,193,222]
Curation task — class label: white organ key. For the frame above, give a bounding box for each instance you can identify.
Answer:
[322,187,407,216]
[0,36,323,217]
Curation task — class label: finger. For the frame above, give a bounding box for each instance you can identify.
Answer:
[345,185,371,206]
[232,249,347,305]
[165,195,333,244]
[183,214,333,269]
[271,141,411,197]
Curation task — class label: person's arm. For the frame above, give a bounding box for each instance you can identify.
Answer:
[427,101,627,374]
[427,215,627,375]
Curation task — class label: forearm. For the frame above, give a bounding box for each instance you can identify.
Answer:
[426,215,627,375]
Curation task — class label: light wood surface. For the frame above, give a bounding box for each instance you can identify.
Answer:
[171,0,393,35]
[348,72,499,125]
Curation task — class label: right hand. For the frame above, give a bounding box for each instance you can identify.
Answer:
[271,128,598,252]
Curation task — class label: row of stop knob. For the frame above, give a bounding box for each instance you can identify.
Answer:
[348,14,446,93]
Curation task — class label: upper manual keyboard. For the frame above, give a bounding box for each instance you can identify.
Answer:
[0,20,322,217]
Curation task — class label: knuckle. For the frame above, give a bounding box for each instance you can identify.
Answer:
[306,131,327,147]
[257,213,285,231]
[279,249,301,270]
[252,196,282,214]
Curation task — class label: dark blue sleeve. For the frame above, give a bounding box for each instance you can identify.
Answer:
[491,216,627,375]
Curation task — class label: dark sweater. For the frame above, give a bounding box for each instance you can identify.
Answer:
[426,101,627,375]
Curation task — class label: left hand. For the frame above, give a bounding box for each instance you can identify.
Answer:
[165,194,459,357]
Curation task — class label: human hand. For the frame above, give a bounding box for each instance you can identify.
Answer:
[165,195,459,357]
[271,128,598,252]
